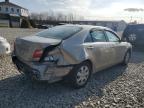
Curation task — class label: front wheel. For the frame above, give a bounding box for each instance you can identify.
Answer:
[67,62,92,88]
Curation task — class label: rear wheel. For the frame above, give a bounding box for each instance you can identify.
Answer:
[67,62,92,88]
[122,50,131,65]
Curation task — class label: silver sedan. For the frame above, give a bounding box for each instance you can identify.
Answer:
[12,24,132,88]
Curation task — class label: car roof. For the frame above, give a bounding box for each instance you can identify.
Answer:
[61,24,121,39]
[128,24,144,26]
[62,24,112,31]
[124,24,144,32]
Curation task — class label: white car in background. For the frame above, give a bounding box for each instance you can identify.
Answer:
[0,36,11,55]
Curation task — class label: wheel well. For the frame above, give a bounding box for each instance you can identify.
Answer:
[124,48,132,59]
[83,59,93,70]
[127,48,132,55]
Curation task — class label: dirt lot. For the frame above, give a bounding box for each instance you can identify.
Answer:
[0,28,144,108]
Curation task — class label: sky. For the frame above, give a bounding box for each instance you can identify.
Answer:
[1,0,144,22]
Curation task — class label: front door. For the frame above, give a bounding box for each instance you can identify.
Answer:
[105,30,125,64]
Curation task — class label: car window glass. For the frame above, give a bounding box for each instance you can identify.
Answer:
[36,25,82,40]
[105,31,119,42]
[90,30,106,42]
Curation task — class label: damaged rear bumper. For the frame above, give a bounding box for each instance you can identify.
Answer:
[12,55,73,82]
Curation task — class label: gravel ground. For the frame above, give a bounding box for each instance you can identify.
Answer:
[0,28,42,48]
[0,28,144,108]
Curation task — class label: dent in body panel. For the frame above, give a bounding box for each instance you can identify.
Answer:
[58,30,89,65]
[60,44,86,64]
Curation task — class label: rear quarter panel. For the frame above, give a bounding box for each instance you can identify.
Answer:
[60,29,90,65]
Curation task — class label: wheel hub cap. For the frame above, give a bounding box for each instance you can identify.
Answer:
[76,65,89,86]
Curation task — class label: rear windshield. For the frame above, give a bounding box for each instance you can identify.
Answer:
[36,25,82,40]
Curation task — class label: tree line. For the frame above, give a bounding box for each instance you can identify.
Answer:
[30,11,84,21]
[21,11,84,28]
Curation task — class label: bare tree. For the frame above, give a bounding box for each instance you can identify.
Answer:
[124,8,144,12]
[30,11,85,22]
[30,13,39,20]
[124,8,144,23]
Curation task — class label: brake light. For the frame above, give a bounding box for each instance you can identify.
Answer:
[33,49,43,59]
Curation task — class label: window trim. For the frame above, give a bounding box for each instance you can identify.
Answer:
[84,33,93,43]
[104,30,120,42]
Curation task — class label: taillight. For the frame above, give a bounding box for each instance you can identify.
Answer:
[33,49,43,60]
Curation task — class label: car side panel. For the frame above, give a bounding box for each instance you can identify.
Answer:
[83,42,114,73]
[114,42,131,63]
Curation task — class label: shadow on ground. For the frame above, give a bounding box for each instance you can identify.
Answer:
[0,51,143,108]
[0,65,127,108]
[130,51,144,63]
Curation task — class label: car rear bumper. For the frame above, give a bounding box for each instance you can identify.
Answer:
[12,55,41,80]
[12,55,73,82]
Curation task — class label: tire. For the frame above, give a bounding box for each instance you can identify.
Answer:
[122,50,131,65]
[67,61,92,88]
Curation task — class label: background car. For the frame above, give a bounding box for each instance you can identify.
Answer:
[12,25,132,88]
[36,24,54,29]
[122,24,144,50]
[0,36,11,55]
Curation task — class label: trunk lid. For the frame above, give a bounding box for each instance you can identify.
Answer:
[15,36,61,61]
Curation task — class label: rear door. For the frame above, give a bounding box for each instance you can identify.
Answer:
[84,29,112,71]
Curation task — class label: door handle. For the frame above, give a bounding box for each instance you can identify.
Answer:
[87,46,94,49]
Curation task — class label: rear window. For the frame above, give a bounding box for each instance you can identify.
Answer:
[36,25,82,40]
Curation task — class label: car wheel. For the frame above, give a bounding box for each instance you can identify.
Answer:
[122,50,131,65]
[68,62,92,88]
